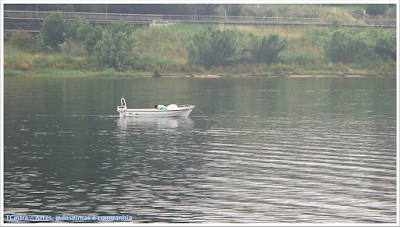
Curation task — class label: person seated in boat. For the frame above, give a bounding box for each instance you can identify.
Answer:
[154,105,167,110]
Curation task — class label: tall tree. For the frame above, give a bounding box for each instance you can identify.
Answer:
[65,15,88,40]
[37,11,65,50]
[93,20,136,70]
[199,4,219,15]
[84,25,103,56]
[365,4,389,16]
[225,5,243,16]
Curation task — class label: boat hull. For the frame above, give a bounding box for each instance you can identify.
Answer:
[116,97,194,117]
[117,107,194,117]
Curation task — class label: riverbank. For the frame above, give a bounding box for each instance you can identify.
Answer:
[3,24,396,78]
[180,74,395,78]
[3,68,395,78]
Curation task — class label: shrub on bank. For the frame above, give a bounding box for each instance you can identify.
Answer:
[3,22,396,77]
[246,33,287,65]
[92,21,136,71]
[186,27,238,68]
[323,30,366,64]
[9,31,35,52]
[36,11,65,51]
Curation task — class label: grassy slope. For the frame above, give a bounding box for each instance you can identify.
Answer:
[3,23,396,77]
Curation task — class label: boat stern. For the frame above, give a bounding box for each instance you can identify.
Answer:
[117,97,127,117]
[117,105,127,117]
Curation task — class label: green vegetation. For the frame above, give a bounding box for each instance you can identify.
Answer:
[3,8,396,78]
[93,21,136,70]
[323,30,365,64]
[365,4,389,16]
[9,31,35,51]
[153,69,161,78]
[186,28,238,68]
[246,34,287,65]
[36,11,65,51]
[323,28,396,67]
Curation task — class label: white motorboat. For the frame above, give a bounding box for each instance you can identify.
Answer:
[117,97,195,117]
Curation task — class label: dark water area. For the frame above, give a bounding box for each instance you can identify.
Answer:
[3,77,397,223]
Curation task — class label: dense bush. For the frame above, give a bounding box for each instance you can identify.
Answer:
[35,32,48,52]
[324,29,396,64]
[36,11,65,51]
[84,25,103,56]
[65,16,104,56]
[365,4,389,16]
[93,21,136,70]
[76,20,94,43]
[323,30,366,64]
[9,31,35,52]
[65,15,87,40]
[246,33,287,65]
[225,5,243,16]
[186,28,238,68]
[374,29,396,61]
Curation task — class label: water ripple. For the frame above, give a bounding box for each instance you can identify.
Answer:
[4,78,396,223]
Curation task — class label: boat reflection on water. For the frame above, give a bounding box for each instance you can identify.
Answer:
[117,117,194,131]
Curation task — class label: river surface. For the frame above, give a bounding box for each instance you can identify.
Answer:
[3,77,397,224]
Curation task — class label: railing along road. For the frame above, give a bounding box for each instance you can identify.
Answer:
[3,10,396,28]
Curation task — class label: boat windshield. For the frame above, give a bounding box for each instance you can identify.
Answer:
[120,97,126,106]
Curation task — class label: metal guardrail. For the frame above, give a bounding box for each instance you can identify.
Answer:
[3,10,162,22]
[3,10,396,27]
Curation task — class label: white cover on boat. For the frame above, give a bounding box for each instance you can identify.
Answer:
[167,104,178,110]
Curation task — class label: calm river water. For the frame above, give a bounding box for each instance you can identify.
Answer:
[3,77,397,224]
